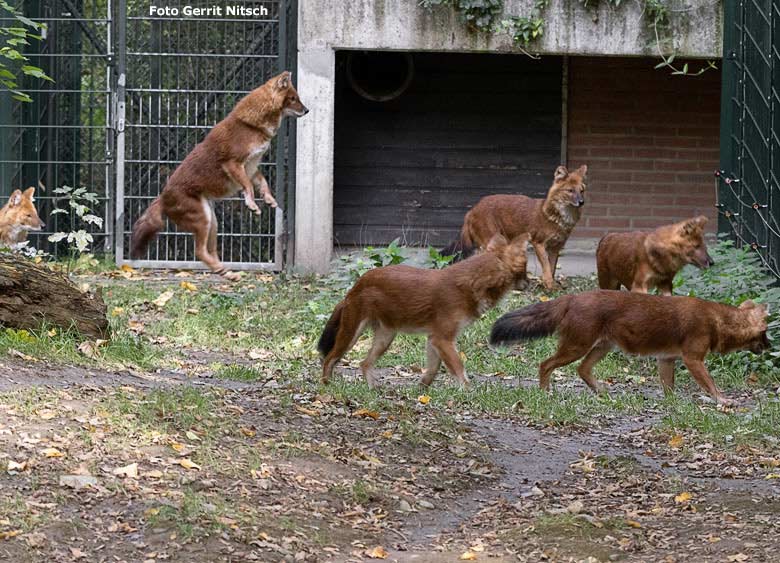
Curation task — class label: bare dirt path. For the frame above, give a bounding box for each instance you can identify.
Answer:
[1,357,778,562]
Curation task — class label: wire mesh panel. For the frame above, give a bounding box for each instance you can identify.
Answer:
[117,0,291,270]
[719,0,780,278]
[0,0,113,257]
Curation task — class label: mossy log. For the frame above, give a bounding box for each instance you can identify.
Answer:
[0,255,108,339]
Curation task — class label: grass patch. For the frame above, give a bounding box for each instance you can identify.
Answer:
[146,487,227,539]
[0,326,161,370]
[98,386,232,455]
[659,396,780,447]
[213,364,265,381]
[317,377,647,426]
[0,493,50,533]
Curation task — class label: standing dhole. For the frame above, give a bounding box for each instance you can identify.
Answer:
[596,216,714,295]
[490,290,770,405]
[596,215,715,389]
[130,71,308,279]
[443,165,587,290]
[318,234,528,388]
[0,188,45,247]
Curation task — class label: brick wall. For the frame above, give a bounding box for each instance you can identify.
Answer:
[567,57,720,241]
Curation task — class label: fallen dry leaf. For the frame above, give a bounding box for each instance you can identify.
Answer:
[176,458,201,470]
[668,434,684,448]
[112,462,139,479]
[352,408,379,420]
[179,281,197,292]
[6,460,27,472]
[77,339,108,360]
[40,447,64,458]
[111,307,125,317]
[365,546,388,559]
[418,395,431,405]
[295,405,320,417]
[674,492,693,504]
[0,530,21,540]
[152,290,175,308]
[460,552,478,561]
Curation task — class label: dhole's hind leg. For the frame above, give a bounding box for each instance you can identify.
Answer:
[360,326,396,388]
[207,204,218,257]
[576,341,611,393]
[420,337,442,386]
[321,317,366,385]
[188,200,239,281]
[539,343,591,391]
[658,358,676,394]
[427,337,469,387]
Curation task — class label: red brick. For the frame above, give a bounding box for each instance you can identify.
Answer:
[567,56,720,238]
[587,217,632,229]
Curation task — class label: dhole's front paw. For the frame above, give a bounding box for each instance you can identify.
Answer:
[221,271,241,282]
[262,193,278,208]
[716,395,735,407]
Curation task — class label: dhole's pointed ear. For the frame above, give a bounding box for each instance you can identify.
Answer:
[681,215,707,235]
[486,234,508,252]
[8,189,22,207]
[23,187,35,199]
[575,164,588,177]
[275,71,291,90]
[739,300,756,310]
[553,166,569,182]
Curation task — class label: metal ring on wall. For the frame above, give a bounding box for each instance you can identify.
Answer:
[346,51,414,102]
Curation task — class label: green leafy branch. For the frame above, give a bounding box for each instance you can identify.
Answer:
[500,0,550,48]
[48,186,103,254]
[0,0,52,102]
[419,0,503,33]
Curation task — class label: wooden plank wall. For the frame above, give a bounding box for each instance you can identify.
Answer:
[333,51,563,247]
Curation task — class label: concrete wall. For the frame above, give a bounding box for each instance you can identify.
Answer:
[567,57,721,241]
[294,0,723,272]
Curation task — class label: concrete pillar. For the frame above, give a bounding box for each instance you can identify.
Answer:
[294,48,335,274]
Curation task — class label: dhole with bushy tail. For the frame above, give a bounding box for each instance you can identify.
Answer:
[130,71,308,279]
[318,234,528,388]
[597,215,713,295]
[490,290,770,405]
[0,187,45,247]
[442,165,587,290]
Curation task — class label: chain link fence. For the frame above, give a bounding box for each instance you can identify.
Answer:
[719,0,780,279]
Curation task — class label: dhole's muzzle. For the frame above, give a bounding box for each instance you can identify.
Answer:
[691,248,714,269]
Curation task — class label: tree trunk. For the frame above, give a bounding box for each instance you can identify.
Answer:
[0,255,108,339]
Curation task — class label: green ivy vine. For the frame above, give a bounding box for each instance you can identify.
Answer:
[419,0,717,76]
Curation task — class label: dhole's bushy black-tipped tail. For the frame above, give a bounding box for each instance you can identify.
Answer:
[130,197,165,259]
[317,302,344,357]
[440,232,476,263]
[490,297,570,345]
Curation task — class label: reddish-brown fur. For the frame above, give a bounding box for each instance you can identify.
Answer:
[130,71,307,279]
[318,235,529,388]
[453,165,587,290]
[597,216,713,295]
[0,188,45,246]
[491,290,770,405]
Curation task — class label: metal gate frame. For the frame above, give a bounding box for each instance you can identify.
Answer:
[719,0,780,279]
[113,0,296,271]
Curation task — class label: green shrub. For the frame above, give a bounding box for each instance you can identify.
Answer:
[674,237,780,377]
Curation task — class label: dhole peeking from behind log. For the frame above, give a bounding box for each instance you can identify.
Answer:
[318,234,528,388]
[443,165,587,290]
[130,71,308,279]
[0,188,45,247]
